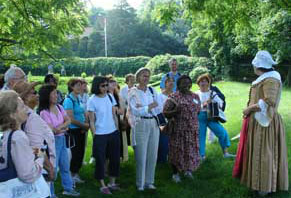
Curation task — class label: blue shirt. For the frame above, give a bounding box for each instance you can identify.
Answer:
[63,93,85,129]
[160,72,181,92]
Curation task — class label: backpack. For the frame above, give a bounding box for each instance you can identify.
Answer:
[0,131,17,182]
[64,94,79,108]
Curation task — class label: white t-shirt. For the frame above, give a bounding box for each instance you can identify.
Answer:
[120,85,129,107]
[157,93,168,113]
[87,94,117,135]
[196,90,223,111]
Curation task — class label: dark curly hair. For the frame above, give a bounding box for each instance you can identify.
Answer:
[177,75,192,91]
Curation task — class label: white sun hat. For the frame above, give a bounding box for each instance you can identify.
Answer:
[252,50,277,69]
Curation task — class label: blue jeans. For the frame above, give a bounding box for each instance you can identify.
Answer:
[157,132,169,163]
[55,135,74,191]
[198,111,231,157]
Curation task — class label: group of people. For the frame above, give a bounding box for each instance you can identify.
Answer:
[0,50,288,198]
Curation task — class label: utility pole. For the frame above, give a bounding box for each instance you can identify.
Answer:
[104,17,108,57]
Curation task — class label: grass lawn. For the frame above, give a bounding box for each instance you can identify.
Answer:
[30,77,290,198]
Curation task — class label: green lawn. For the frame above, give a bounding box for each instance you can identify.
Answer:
[31,78,289,198]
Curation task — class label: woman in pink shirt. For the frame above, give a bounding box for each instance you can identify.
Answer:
[39,84,80,197]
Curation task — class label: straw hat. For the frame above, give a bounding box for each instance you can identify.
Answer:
[12,81,40,99]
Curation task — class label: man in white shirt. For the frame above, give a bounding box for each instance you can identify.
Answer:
[1,64,26,91]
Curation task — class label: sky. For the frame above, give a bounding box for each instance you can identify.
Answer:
[88,0,143,10]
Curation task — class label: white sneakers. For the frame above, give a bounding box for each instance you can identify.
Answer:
[89,157,95,164]
[223,153,236,158]
[137,184,156,191]
[172,174,181,183]
[184,171,193,179]
[72,174,85,184]
[172,171,194,183]
[62,189,80,197]
[145,184,156,190]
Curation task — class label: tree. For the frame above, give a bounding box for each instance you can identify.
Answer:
[56,1,189,58]
[152,0,291,82]
[0,0,87,63]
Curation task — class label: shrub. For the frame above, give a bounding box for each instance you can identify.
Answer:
[189,66,210,82]
[81,72,87,78]
[27,71,32,81]
[7,56,151,77]
[145,54,213,75]
[150,73,163,83]
[54,73,61,82]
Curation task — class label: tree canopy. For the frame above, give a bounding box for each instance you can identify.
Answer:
[61,0,189,58]
[0,0,87,62]
[153,0,291,83]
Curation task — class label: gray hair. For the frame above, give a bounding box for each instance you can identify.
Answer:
[168,58,177,66]
[135,67,151,82]
[4,64,23,83]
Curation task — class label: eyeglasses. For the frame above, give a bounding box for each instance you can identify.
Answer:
[100,84,108,88]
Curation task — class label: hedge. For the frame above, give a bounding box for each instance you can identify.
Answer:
[0,56,151,77]
[145,54,214,76]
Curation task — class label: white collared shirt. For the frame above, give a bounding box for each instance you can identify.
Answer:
[128,87,160,117]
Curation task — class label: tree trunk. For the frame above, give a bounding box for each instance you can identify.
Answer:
[284,65,291,87]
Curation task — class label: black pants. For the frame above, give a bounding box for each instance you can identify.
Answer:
[172,164,178,174]
[69,128,86,174]
[125,125,131,146]
[93,130,120,180]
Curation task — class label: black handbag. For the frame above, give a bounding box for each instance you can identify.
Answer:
[156,113,167,126]
[207,91,227,123]
[65,130,76,149]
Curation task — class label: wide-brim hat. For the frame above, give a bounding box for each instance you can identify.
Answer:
[252,50,277,69]
[135,67,151,80]
[12,81,40,99]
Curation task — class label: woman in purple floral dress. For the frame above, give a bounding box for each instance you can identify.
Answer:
[163,75,201,183]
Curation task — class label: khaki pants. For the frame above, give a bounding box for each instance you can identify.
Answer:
[134,118,159,188]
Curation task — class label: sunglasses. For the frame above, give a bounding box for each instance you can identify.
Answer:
[49,78,57,83]
[100,84,108,88]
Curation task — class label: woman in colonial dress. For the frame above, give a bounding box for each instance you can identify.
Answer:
[163,75,201,183]
[233,50,289,196]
